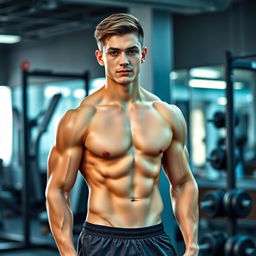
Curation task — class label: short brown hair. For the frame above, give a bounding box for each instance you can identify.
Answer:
[94,13,144,50]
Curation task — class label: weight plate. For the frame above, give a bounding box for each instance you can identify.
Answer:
[213,111,225,128]
[232,190,252,218]
[201,190,225,218]
[200,232,227,256]
[224,236,238,256]
[224,190,252,218]
[210,148,226,170]
[233,236,255,256]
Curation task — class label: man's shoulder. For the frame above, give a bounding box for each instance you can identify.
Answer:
[141,89,180,114]
[70,87,104,117]
[152,100,181,119]
[59,102,96,135]
[140,88,182,121]
[56,104,96,147]
[65,103,96,122]
[152,101,185,134]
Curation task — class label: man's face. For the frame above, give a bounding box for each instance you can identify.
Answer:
[95,33,147,86]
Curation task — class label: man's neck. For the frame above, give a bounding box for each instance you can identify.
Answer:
[103,78,142,107]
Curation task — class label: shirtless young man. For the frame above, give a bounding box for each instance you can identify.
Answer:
[45,13,199,256]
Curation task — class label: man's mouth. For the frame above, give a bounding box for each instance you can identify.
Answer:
[117,69,132,73]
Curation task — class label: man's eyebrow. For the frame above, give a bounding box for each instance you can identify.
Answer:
[127,46,139,50]
[107,46,139,51]
[107,47,120,51]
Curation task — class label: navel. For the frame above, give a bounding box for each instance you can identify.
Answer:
[102,151,110,158]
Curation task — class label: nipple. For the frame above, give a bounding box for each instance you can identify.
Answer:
[159,148,164,154]
[102,151,110,158]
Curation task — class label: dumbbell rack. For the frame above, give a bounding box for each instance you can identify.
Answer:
[199,52,256,256]
[225,51,256,236]
[225,50,237,236]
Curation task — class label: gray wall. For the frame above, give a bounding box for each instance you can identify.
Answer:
[4,0,256,85]
[152,10,173,103]
[173,0,256,69]
[6,28,104,86]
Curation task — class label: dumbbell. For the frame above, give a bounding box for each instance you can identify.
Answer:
[201,190,252,218]
[199,231,227,256]
[208,111,239,128]
[225,235,256,256]
[200,190,225,218]
[223,189,253,218]
[217,136,247,148]
[207,147,239,170]
[208,148,227,170]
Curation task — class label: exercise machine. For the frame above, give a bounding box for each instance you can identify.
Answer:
[0,61,90,252]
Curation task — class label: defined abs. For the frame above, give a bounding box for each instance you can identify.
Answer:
[86,186,163,227]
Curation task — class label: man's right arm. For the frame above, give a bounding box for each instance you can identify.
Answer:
[45,108,91,256]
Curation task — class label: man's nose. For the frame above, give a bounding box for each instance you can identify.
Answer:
[119,52,129,66]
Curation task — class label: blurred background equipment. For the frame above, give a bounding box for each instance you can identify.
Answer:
[1,0,256,255]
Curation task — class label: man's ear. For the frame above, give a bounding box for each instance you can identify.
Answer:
[141,47,147,63]
[95,50,104,66]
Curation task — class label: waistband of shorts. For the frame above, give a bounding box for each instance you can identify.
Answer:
[83,221,165,239]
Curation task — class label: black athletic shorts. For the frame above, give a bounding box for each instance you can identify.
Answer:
[77,222,177,256]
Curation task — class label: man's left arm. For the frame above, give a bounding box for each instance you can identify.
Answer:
[161,105,199,256]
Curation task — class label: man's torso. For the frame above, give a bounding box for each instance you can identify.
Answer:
[77,87,173,228]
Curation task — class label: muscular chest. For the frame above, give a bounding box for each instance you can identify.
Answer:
[84,104,173,158]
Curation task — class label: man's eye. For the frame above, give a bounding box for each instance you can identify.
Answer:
[109,51,118,56]
[127,50,138,55]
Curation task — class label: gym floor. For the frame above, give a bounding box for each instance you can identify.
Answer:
[0,250,58,256]
[0,217,78,255]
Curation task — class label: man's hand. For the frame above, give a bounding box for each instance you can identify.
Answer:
[183,244,199,256]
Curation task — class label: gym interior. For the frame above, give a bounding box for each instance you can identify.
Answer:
[1,0,256,255]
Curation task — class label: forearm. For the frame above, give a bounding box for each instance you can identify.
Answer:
[46,188,77,256]
[171,178,199,251]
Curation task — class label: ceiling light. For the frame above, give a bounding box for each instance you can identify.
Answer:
[189,79,244,90]
[189,67,220,79]
[0,34,21,44]
[189,79,226,89]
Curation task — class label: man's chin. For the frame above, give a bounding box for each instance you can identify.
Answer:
[116,78,133,86]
